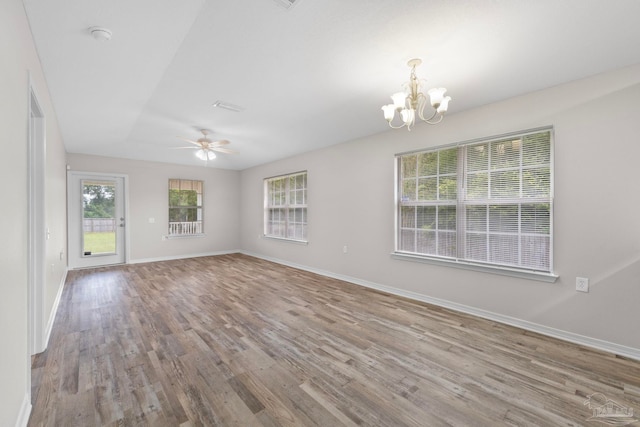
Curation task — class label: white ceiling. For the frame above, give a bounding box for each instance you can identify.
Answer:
[23,0,640,170]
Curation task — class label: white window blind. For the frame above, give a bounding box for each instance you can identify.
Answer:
[264,171,307,242]
[397,129,552,272]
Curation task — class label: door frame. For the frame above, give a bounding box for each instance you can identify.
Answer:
[28,77,46,358]
[67,171,130,269]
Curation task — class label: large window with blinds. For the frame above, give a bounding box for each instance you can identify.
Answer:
[264,171,307,242]
[168,179,203,236]
[396,128,553,273]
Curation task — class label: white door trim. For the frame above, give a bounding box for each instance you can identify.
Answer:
[27,75,46,357]
[67,171,130,269]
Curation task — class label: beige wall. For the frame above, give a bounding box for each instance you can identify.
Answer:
[240,64,640,351]
[0,0,68,424]
[66,154,241,262]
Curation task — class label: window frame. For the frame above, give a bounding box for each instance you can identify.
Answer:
[263,171,308,243]
[168,179,204,238]
[393,127,557,282]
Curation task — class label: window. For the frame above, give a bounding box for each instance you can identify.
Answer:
[396,129,552,273]
[264,171,307,242]
[168,179,203,236]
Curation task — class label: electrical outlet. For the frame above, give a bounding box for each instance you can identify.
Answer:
[343,245,348,254]
[576,277,589,293]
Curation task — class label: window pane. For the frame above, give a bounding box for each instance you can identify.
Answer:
[491,139,521,170]
[467,143,488,172]
[400,229,416,252]
[489,205,519,233]
[402,155,417,179]
[402,179,417,202]
[83,180,116,255]
[439,148,457,174]
[438,231,457,257]
[418,152,437,176]
[466,205,487,232]
[521,235,550,270]
[416,206,436,230]
[401,206,416,228]
[523,167,550,198]
[417,177,437,201]
[466,233,487,262]
[466,172,488,200]
[416,229,436,254]
[522,132,551,166]
[490,170,520,198]
[438,206,456,231]
[169,207,199,222]
[439,176,457,200]
[268,208,286,237]
[169,189,198,207]
[489,234,519,266]
[521,204,550,234]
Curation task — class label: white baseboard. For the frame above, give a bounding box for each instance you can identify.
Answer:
[241,250,640,362]
[43,268,68,350]
[14,393,31,427]
[129,250,240,265]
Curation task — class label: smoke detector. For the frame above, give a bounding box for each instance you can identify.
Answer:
[90,27,112,41]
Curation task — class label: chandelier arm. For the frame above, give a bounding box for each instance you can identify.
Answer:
[424,114,445,125]
[418,107,439,123]
[386,119,408,130]
[415,93,430,122]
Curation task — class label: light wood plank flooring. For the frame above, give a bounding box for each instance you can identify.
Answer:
[29,254,640,426]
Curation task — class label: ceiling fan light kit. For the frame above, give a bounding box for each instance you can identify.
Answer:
[196,148,216,160]
[382,58,451,131]
[175,129,236,162]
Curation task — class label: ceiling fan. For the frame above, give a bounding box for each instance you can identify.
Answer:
[174,129,236,161]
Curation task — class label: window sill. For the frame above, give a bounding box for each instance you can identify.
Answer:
[165,233,206,240]
[391,252,558,283]
[262,235,308,245]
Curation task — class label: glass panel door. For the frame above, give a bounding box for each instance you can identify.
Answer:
[82,180,117,256]
[68,172,126,268]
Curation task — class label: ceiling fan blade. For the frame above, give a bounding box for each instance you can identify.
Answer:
[178,137,202,146]
[211,139,230,146]
[169,147,197,149]
[211,147,237,154]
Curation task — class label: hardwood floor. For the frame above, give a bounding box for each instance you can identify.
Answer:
[29,254,640,426]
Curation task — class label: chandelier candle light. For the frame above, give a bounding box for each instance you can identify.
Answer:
[382,58,451,130]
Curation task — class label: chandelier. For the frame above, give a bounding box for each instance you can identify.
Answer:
[381,58,451,130]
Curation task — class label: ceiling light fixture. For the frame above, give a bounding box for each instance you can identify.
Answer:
[196,148,216,161]
[89,26,112,41]
[382,58,451,130]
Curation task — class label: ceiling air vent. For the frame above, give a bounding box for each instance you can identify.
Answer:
[272,0,300,10]
[212,100,245,113]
